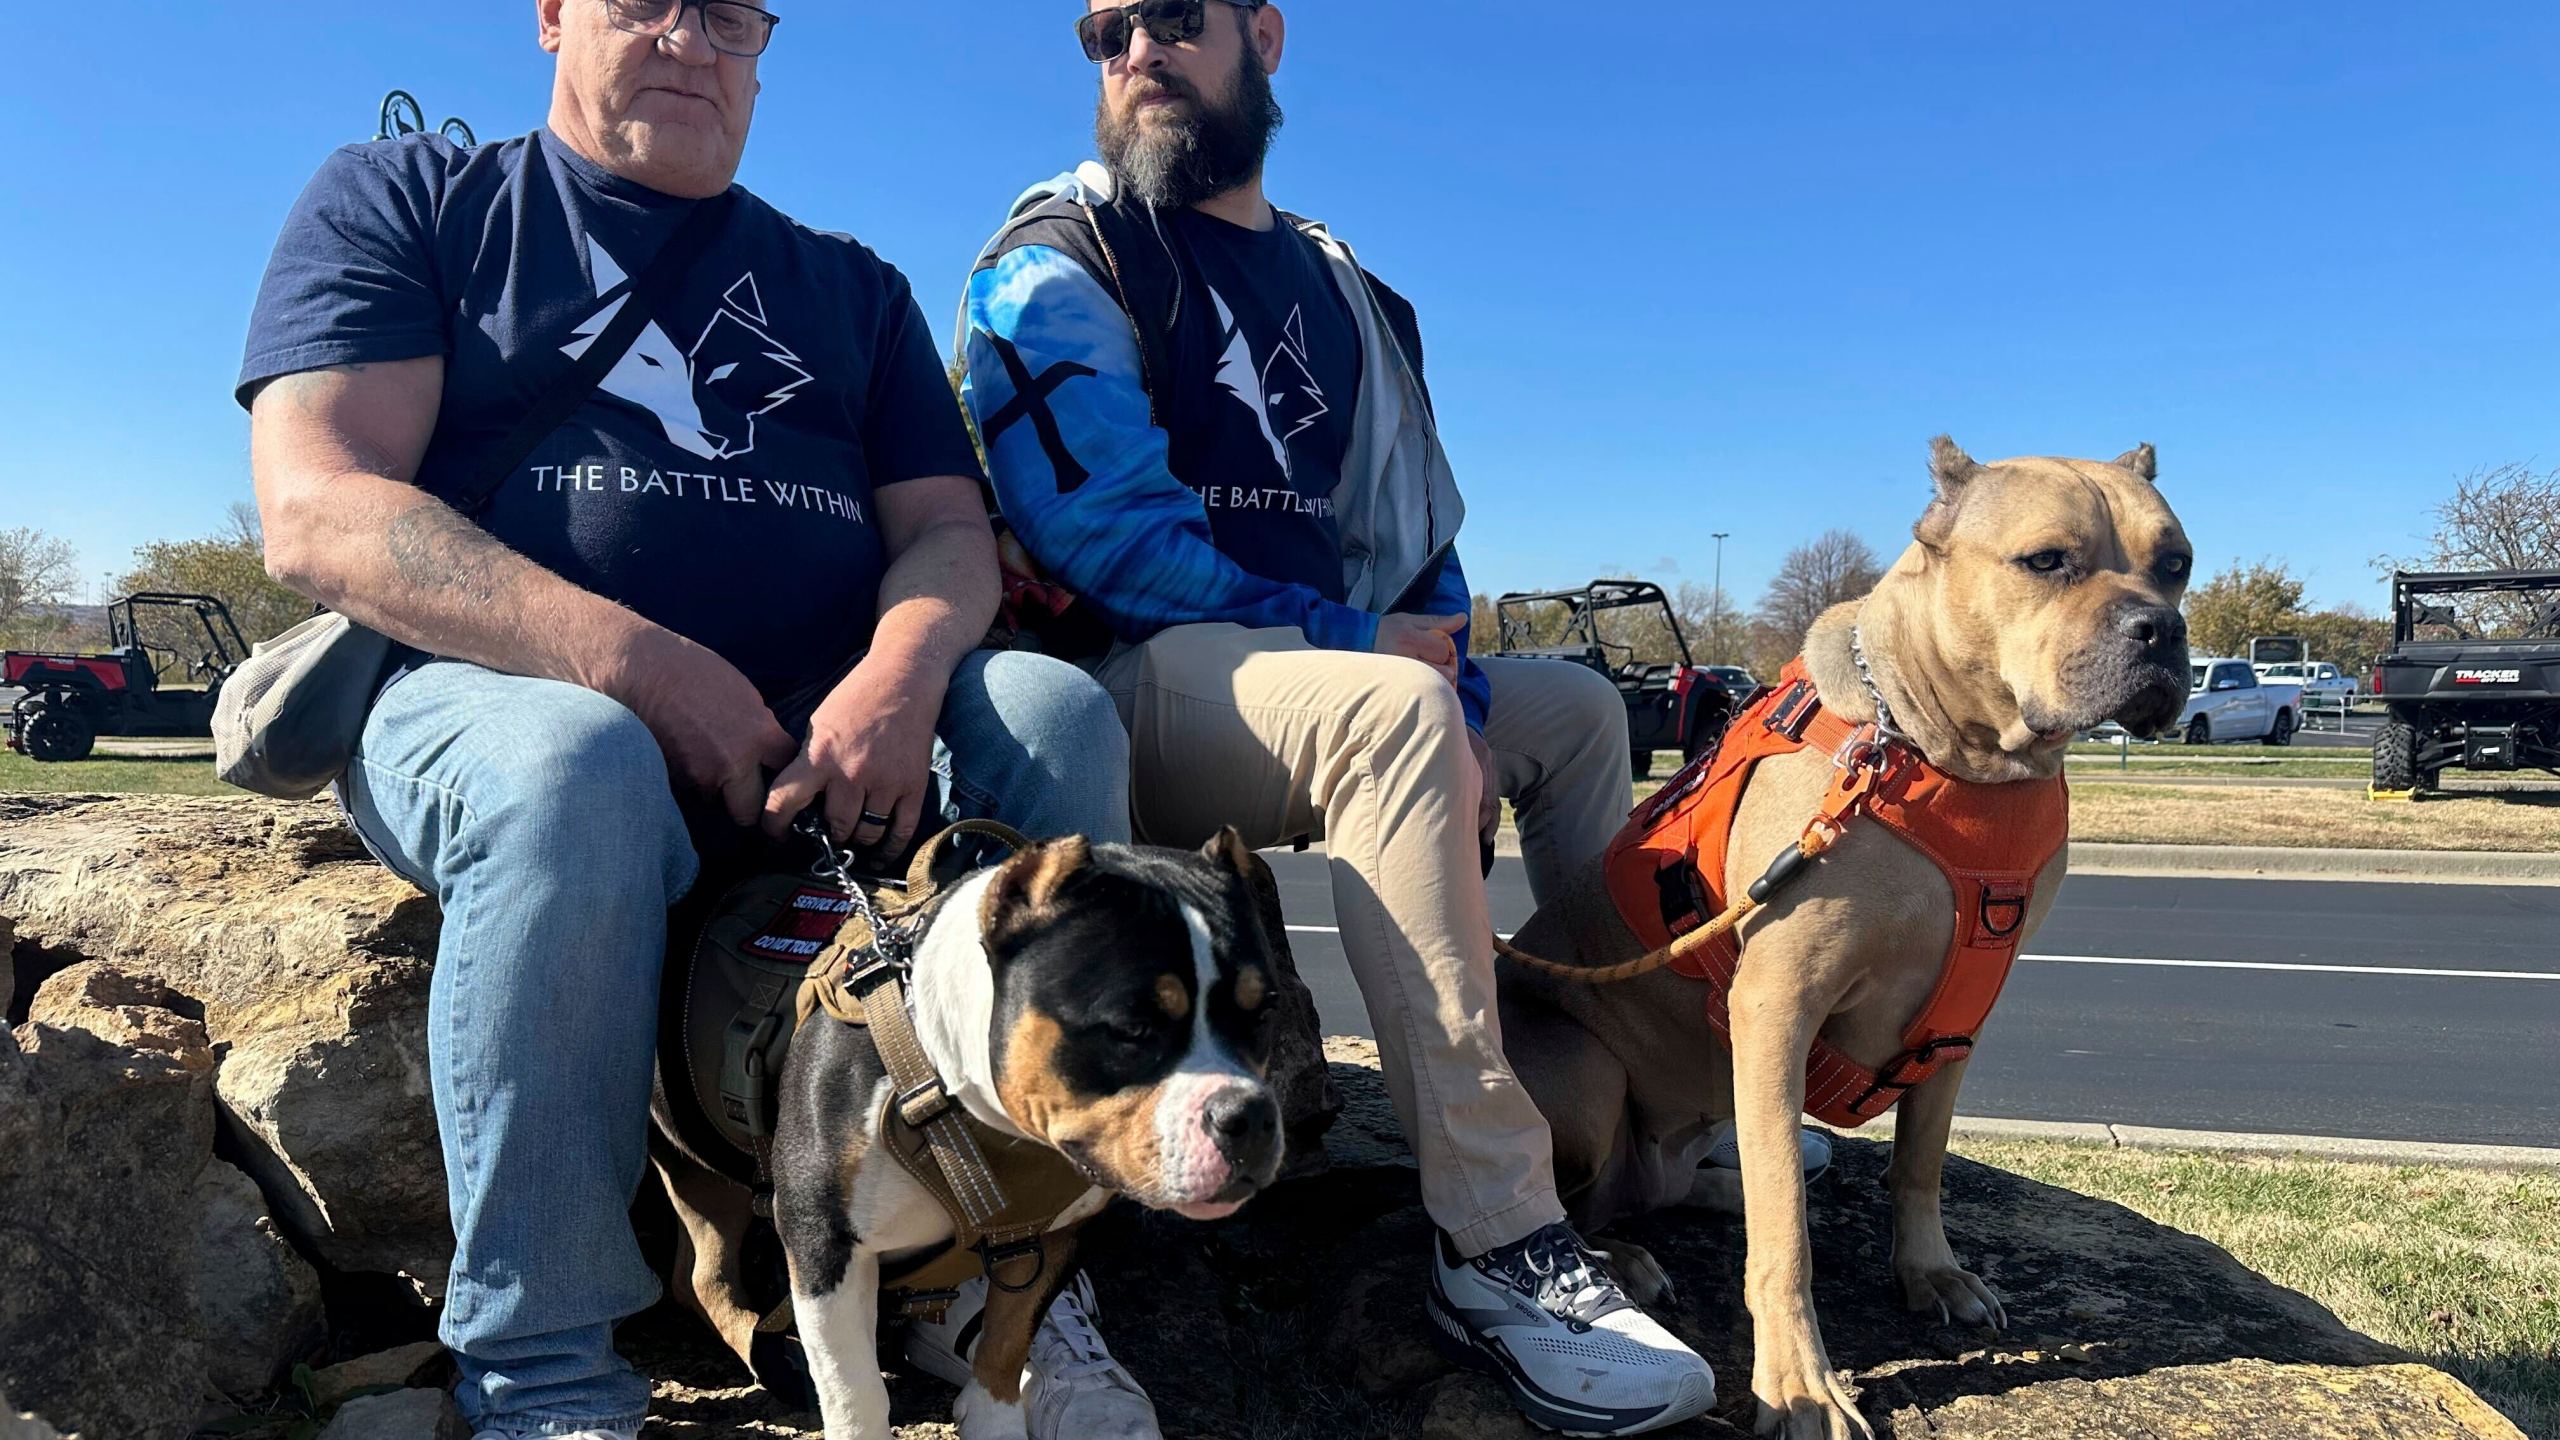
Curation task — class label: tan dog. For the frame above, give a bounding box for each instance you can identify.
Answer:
[1497,437,2192,1439]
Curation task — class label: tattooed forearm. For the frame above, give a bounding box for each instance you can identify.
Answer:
[384,501,527,608]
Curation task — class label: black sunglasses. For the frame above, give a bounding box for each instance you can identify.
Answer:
[1077,0,1258,64]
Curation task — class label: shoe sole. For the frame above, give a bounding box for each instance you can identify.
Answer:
[1422,1282,1714,1438]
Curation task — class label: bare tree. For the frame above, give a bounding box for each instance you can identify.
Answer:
[0,527,79,644]
[2414,462,2560,573]
[2384,462,2560,634]
[1754,529,1884,655]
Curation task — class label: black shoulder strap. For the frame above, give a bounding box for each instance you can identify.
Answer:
[448,190,738,518]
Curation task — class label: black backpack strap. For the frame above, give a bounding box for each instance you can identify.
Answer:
[446,189,738,518]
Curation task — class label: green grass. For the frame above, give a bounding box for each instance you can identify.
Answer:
[0,748,237,797]
[2069,741,2370,761]
[1962,1139,2560,1440]
[2065,755,2378,780]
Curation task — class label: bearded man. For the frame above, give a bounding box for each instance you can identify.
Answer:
[942,3,1721,1434]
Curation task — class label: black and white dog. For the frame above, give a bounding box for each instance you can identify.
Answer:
[774,829,1286,1439]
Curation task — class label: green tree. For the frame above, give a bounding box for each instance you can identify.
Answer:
[2181,560,2306,658]
[2293,606,2393,674]
[114,504,308,674]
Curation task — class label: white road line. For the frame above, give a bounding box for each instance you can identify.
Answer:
[1277,926,2557,982]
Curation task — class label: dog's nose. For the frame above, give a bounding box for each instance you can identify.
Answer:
[2116,604,2187,657]
[1202,1089,1279,1168]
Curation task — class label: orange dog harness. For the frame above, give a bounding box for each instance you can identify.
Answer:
[1603,658,2069,1128]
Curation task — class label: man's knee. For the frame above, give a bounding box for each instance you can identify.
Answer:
[950,651,1132,842]
[474,688,689,871]
[974,651,1127,764]
[1347,656,1471,753]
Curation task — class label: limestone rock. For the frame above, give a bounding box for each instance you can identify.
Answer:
[28,960,213,1075]
[0,1020,215,1440]
[0,1385,68,1440]
[309,1342,451,1410]
[313,1387,469,1440]
[1899,1359,2528,1438]
[193,1158,326,1399]
[0,794,447,1287]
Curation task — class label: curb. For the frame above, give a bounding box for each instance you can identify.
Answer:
[2068,842,2560,886]
[1851,1114,2560,1171]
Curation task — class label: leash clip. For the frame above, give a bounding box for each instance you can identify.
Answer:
[1831,721,1898,777]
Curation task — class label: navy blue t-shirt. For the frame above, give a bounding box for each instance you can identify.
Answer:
[238,129,983,700]
[1166,208,1363,602]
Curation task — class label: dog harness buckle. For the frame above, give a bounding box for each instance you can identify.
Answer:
[895,1074,954,1127]
[1844,1035,1978,1116]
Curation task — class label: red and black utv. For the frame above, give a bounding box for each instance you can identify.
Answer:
[1493,580,1745,779]
[4,593,248,762]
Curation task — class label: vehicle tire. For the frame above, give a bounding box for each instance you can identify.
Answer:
[2373,720,2418,792]
[2268,709,2295,747]
[19,703,95,763]
[2185,715,2211,746]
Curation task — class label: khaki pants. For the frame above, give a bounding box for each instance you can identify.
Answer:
[1096,624,1632,1254]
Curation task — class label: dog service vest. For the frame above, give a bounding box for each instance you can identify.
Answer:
[1603,658,2070,1128]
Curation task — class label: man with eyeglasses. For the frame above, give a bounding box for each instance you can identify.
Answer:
[953,2,1719,1434]
[236,3,1130,1437]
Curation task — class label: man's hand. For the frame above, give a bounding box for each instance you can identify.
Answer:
[761,657,945,854]
[1467,727,1501,846]
[1376,612,1467,682]
[608,627,796,827]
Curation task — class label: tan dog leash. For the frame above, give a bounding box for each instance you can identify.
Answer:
[1495,751,1881,985]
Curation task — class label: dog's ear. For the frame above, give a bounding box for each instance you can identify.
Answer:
[2112,442,2159,483]
[1915,434,1982,550]
[982,836,1093,943]
[1198,826,1255,879]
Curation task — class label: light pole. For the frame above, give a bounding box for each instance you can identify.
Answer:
[1710,533,1731,663]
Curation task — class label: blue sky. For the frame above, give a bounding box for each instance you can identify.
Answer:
[4,2,2553,617]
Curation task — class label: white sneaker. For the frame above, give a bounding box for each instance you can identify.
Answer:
[1701,1119,1833,1181]
[1426,1222,1715,1436]
[902,1271,1163,1440]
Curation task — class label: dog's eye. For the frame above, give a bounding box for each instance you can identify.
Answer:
[2158,554,2192,579]
[1107,1019,1158,1047]
[2020,550,2070,575]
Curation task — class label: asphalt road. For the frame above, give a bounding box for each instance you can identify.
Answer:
[1263,851,2559,1149]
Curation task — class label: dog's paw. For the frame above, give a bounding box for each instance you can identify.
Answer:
[1592,1238,1676,1306]
[1897,1260,2007,1331]
[1751,1351,1875,1440]
[954,1379,1032,1440]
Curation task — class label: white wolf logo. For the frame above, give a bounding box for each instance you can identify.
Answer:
[1206,285,1329,483]
[566,239,812,461]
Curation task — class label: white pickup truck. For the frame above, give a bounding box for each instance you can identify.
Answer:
[2180,658,2304,745]
[2252,659,2359,704]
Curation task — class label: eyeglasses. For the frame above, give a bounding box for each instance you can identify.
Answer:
[1076,0,1257,64]
[604,0,781,59]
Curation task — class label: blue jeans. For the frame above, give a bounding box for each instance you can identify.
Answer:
[343,651,1130,1436]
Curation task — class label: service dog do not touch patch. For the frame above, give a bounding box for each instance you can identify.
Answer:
[744,886,856,962]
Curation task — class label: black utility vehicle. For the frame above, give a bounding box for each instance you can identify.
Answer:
[4,593,248,762]
[1493,580,1743,778]
[2369,569,2560,791]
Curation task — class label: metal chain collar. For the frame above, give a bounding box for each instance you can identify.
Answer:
[794,813,913,971]
[1848,622,1905,739]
